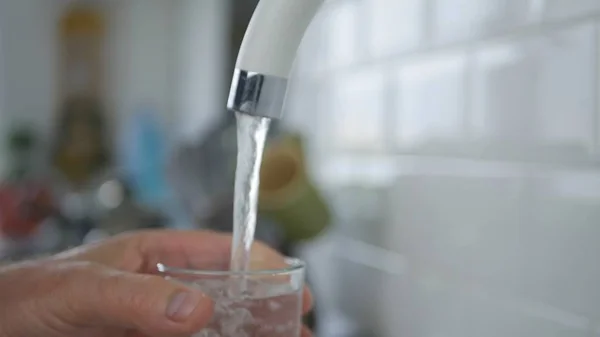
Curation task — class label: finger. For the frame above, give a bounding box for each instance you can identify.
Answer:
[58,262,213,337]
[302,287,313,314]
[60,230,289,274]
[138,231,314,313]
[135,230,289,273]
[126,331,150,337]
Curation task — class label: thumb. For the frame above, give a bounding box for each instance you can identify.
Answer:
[58,262,214,336]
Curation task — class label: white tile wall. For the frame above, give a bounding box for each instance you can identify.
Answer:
[536,23,596,158]
[523,171,600,317]
[329,69,387,151]
[396,51,467,149]
[432,0,536,44]
[297,0,600,159]
[367,0,425,57]
[285,0,600,336]
[471,37,538,150]
[544,0,599,21]
[385,171,525,281]
[323,1,362,69]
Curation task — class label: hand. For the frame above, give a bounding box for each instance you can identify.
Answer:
[0,230,313,337]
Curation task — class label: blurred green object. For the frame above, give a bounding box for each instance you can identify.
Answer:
[259,133,330,242]
[6,126,36,180]
[8,127,35,152]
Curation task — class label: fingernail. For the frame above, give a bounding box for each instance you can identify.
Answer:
[166,291,202,321]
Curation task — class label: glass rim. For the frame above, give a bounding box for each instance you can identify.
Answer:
[156,257,305,277]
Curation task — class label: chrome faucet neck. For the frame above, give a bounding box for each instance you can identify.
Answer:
[227,69,288,119]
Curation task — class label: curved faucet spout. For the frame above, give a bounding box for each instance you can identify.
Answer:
[227,0,324,119]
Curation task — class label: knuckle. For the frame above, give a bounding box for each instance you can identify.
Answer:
[26,261,99,328]
[114,229,154,246]
[112,230,143,243]
[60,261,164,313]
[99,271,161,314]
[61,262,100,309]
[61,261,100,289]
[98,270,133,306]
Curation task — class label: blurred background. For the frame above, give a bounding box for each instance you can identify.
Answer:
[2,0,600,336]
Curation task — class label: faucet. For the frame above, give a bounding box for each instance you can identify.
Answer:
[227,0,324,120]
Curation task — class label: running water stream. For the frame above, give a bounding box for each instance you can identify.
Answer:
[230,112,271,277]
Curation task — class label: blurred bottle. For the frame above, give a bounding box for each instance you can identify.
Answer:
[0,127,50,236]
[0,127,55,257]
[59,4,104,101]
[121,106,170,211]
[50,97,113,247]
[0,181,53,240]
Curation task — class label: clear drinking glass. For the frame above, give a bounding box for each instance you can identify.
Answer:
[158,258,305,337]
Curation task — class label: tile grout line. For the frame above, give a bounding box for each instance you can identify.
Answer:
[462,43,475,142]
[593,20,600,159]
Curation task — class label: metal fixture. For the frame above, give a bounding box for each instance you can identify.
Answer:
[227,0,324,119]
